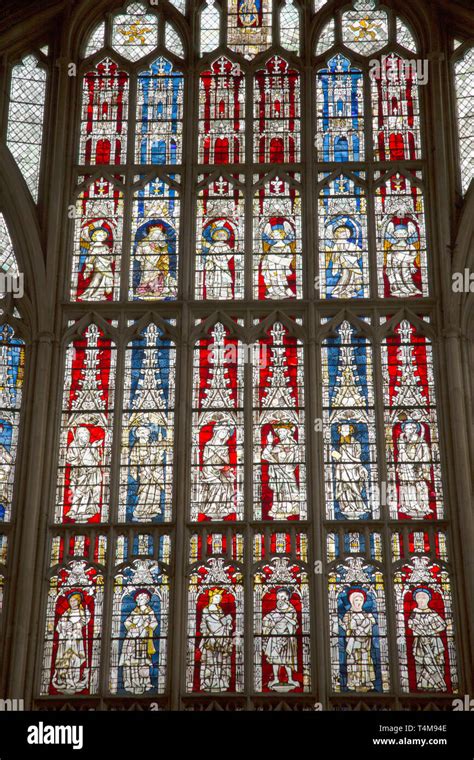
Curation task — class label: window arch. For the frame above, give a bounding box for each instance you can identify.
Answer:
[21,0,470,710]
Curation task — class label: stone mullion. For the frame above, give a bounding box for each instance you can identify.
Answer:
[98,316,126,701]
[372,315,401,704]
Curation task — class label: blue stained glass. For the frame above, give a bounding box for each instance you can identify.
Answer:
[136,57,183,165]
[318,174,369,299]
[316,54,364,162]
[322,321,379,520]
[120,324,176,523]
[130,177,180,301]
[330,561,389,693]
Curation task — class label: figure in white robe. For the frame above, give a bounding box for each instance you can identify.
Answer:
[397,421,431,518]
[340,589,376,692]
[385,223,421,297]
[408,589,447,691]
[80,228,115,301]
[331,423,369,518]
[262,424,301,519]
[327,225,363,298]
[135,226,176,299]
[67,426,102,522]
[199,589,233,691]
[52,592,90,693]
[261,222,295,299]
[129,426,166,520]
[200,423,235,518]
[203,227,234,300]
[262,588,299,689]
[119,590,159,695]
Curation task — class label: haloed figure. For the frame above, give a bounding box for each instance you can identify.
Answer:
[262,588,299,690]
[408,588,447,691]
[199,588,233,691]
[340,589,376,692]
[119,590,159,695]
[52,592,90,694]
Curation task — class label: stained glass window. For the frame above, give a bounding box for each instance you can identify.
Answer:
[253,175,302,300]
[454,47,474,195]
[195,175,245,300]
[33,0,465,709]
[254,57,301,164]
[198,57,245,164]
[6,54,47,201]
[119,323,176,523]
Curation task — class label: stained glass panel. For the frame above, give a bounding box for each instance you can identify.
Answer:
[111,2,159,62]
[315,19,335,56]
[375,172,428,298]
[254,555,310,692]
[55,323,116,524]
[454,48,474,195]
[70,177,124,302]
[396,18,417,53]
[135,58,183,165]
[371,53,421,161]
[187,532,244,692]
[254,56,301,164]
[328,556,390,692]
[253,175,302,300]
[321,320,379,520]
[279,0,300,54]
[41,538,105,695]
[200,0,221,54]
[110,536,170,694]
[198,57,245,164]
[394,556,457,693]
[253,321,306,520]
[382,319,443,520]
[0,324,25,523]
[227,0,272,60]
[84,22,105,57]
[119,323,176,523]
[79,58,129,165]
[191,322,244,522]
[130,177,180,301]
[342,0,388,56]
[6,55,47,202]
[195,175,245,300]
[316,54,364,162]
[318,173,369,299]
